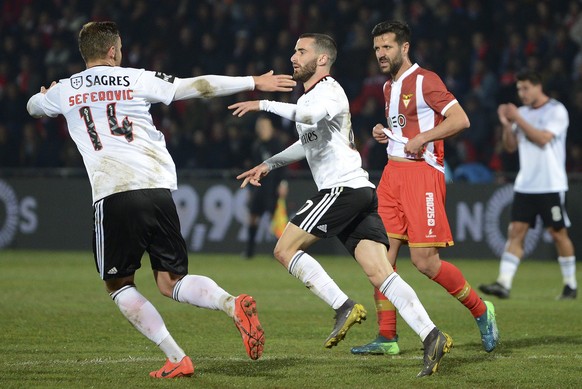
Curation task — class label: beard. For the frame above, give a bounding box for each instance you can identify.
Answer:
[389,55,403,78]
[293,58,317,83]
[380,53,403,78]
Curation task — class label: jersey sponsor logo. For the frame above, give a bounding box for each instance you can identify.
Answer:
[155,72,175,83]
[85,74,130,87]
[71,76,83,89]
[300,131,318,145]
[402,93,413,108]
[425,228,436,238]
[389,114,407,129]
[425,192,435,227]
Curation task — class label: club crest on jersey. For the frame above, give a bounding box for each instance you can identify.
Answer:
[402,93,413,108]
[155,72,175,83]
[70,76,83,89]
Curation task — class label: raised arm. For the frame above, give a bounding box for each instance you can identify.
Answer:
[174,70,295,101]
[229,99,328,125]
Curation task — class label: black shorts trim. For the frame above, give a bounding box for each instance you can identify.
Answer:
[291,187,389,256]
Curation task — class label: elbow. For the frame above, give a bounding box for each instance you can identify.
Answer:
[463,115,471,130]
[26,99,41,118]
[26,99,33,116]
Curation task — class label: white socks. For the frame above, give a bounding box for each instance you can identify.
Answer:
[287,250,348,309]
[498,253,577,290]
[558,256,577,289]
[172,275,235,317]
[497,251,520,289]
[111,275,236,363]
[111,285,185,362]
[379,273,435,341]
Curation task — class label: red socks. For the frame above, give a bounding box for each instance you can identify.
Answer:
[432,260,486,318]
[373,287,397,339]
[373,260,486,334]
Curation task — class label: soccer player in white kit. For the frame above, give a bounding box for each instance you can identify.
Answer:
[26,21,296,378]
[479,70,577,300]
[229,33,452,378]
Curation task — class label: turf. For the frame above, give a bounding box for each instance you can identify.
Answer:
[0,251,580,388]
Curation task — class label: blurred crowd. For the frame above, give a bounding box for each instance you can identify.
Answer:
[1,0,582,181]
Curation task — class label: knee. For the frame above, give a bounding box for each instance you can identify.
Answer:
[160,287,174,298]
[155,274,180,298]
[411,256,440,278]
[273,243,293,267]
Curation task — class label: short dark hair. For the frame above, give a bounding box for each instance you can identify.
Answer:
[515,69,543,85]
[299,33,337,65]
[371,20,410,46]
[78,21,120,63]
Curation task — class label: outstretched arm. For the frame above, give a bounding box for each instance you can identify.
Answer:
[237,140,305,187]
[229,99,328,124]
[174,70,295,101]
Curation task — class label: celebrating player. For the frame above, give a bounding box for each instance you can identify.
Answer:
[230,33,453,378]
[26,21,296,378]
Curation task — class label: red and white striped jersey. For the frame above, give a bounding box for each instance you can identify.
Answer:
[383,63,458,170]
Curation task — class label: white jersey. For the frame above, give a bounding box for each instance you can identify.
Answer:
[28,66,179,203]
[296,76,373,191]
[513,98,569,193]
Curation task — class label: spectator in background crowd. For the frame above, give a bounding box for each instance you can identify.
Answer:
[1,0,581,175]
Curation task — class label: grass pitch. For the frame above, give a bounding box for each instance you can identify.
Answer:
[0,250,580,388]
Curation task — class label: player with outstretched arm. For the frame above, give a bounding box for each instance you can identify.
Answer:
[26,21,296,378]
[229,33,453,378]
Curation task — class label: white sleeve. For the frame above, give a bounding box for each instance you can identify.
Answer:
[27,93,50,118]
[26,84,62,118]
[173,75,255,100]
[264,140,305,170]
[260,100,328,125]
[544,104,569,136]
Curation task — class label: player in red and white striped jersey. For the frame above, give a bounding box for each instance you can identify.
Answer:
[351,20,499,356]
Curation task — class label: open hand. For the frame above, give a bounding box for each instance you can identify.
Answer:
[236,163,270,188]
[253,70,296,92]
[228,100,260,117]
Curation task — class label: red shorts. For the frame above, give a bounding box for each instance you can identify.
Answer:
[377,160,453,247]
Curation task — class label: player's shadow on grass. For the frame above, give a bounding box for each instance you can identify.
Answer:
[481,334,582,353]
[201,356,310,378]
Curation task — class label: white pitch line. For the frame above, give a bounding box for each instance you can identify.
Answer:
[3,353,580,368]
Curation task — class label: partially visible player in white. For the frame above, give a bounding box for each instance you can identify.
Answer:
[479,70,577,300]
[26,21,296,378]
[229,33,452,378]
